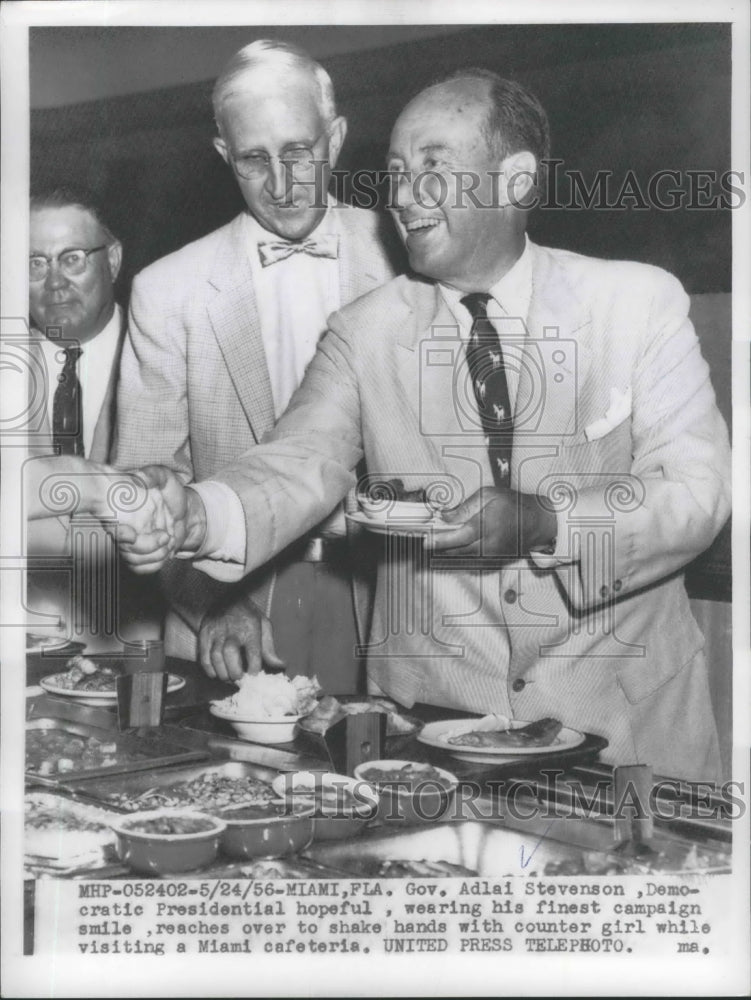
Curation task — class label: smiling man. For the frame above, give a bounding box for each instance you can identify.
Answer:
[123,70,730,780]
[114,40,398,690]
[29,188,124,460]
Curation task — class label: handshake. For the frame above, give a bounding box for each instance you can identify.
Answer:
[26,457,207,573]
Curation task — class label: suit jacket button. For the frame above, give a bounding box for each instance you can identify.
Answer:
[600,585,609,597]
[613,579,622,592]
[511,678,526,693]
[504,589,517,604]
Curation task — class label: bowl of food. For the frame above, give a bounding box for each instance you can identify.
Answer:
[271,771,380,841]
[210,672,321,744]
[353,760,459,825]
[218,799,315,859]
[111,810,226,874]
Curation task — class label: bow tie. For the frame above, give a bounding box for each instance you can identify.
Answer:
[258,234,339,267]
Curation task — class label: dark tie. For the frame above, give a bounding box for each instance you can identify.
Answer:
[53,346,84,456]
[461,293,513,487]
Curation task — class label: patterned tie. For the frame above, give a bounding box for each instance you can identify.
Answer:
[461,293,513,487]
[258,234,339,267]
[52,346,84,456]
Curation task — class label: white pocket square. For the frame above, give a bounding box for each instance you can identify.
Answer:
[584,386,632,442]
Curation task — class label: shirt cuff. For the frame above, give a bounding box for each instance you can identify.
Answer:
[185,481,246,563]
[529,510,579,568]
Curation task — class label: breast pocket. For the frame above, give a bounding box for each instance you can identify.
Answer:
[557,416,633,474]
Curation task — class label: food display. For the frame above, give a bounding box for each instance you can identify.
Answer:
[300,695,421,738]
[218,801,315,860]
[211,672,321,719]
[124,814,220,836]
[25,793,117,869]
[39,655,185,702]
[448,717,563,748]
[542,843,731,877]
[54,654,122,691]
[357,761,453,789]
[418,715,585,760]
[112,811,226,874]
[25,723,205,781]
[26,729,179,777]
[27,730,122,776]
[104,772,277,813]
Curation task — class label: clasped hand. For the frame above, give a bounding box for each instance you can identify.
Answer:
[424,486,557,557]
[111,465,205,574]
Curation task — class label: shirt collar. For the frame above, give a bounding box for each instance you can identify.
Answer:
[439,234,533,331]
[34,303,121,358]
[243,194,340,245]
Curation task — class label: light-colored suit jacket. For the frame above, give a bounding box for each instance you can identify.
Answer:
[209,242,731,780]
[27,309,124,555]
[114,206,397,658]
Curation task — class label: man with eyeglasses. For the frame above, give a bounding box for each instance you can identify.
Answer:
[29,187,124,462]
[114,40,398,690]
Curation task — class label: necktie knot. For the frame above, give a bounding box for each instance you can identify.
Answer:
[62,346,82,369]
[461,292,492,323]
[258,234,339,267]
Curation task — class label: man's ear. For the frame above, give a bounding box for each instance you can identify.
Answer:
[213,136,231,167]
[107,240,123,282]
[326,116,348,170]
[498,150,538,207]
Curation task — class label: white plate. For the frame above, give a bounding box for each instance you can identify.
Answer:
[346,511,459,536]
[209,704,301,744]
[418,718,585,762]
[39,673,185,706]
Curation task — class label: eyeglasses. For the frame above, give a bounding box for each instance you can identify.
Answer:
[230,129,329,180]
[29,245,108,282]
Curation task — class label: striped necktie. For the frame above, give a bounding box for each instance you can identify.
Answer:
[461,293,513,487]
[52,346,84,456]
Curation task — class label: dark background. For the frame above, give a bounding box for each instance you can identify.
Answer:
[29,23,733,600]
[31,23,731,292]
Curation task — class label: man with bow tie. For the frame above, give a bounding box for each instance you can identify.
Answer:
[114,40,398,688]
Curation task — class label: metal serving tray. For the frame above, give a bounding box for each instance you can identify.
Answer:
[58,759,281,813]
[304,820,731,877]
[25,718,208,786]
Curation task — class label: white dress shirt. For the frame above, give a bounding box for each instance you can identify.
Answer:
[37,304,122,457]
[191,205,345,567]
[245,203,341,418]
[438,233,533,413]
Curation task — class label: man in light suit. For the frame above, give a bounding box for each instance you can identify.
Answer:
[114,41,398,690]
[25,189,161,649]
[124,70,730,780]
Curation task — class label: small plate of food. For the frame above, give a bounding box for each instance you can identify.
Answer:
[417,715,584,762]
[209,672,321,744]
[349,477,458,535]
[39,654,185,706]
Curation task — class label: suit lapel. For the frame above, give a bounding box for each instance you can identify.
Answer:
[89,306,125,462]
[393,281,491,492]
[337,205,387,305]
[206,214,276,442]
[512,244,593,486]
